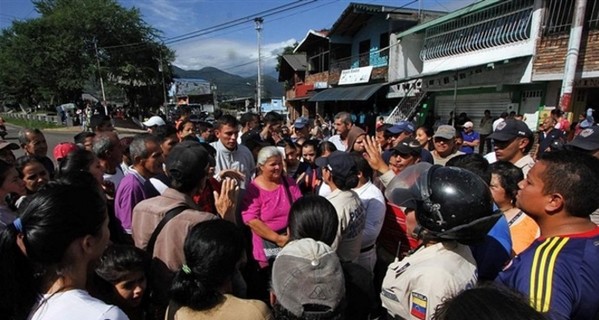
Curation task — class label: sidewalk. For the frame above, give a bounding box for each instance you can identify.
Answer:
[44,125,146,135]
[44,118,147,134]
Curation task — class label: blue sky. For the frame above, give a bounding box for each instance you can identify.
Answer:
[0,0,478,76]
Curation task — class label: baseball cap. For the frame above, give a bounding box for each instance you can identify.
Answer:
[463,121,474,128]
[0,140,19,151]
[272,238,345,317]
[433,125,456,140]
[567,126,599,151]
[392,137,422,156]
[387,121,415,135]
[53,142,78,162]
[143,116,166,127]
[294,117,310,129]
[315,150,357,179]
[488,119,533,142]
[166,141,209,186]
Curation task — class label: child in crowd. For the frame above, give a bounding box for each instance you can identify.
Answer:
[94,244,151,320]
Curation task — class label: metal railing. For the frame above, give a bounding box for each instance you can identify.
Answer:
[421,0,533,60]
[385,89,428,124]
[543,0,599,34]
[329,47,389,72]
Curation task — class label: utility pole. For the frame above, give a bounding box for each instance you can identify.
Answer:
[559,0,587,112]
[93,38,107,104]
[159,49,168,106]
[255,17,263,115]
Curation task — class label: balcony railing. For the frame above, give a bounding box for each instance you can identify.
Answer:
[329,47,389,72]
[543,0,599,35]
[421,0,533,60]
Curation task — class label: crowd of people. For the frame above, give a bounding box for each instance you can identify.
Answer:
[0,106,598,320]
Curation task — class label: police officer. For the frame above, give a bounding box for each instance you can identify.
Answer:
[380,163,501,320]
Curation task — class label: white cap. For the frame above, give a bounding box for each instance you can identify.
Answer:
[463,121,474,128]
[143,116,166,127]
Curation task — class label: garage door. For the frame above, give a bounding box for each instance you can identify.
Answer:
[435,92,513,131]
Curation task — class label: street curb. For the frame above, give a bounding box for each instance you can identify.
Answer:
[6,123,146,135]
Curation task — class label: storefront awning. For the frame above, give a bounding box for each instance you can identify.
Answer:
[308,82,387,102]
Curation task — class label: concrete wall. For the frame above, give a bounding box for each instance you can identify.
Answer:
[389,33,424,81]
[350,17,390,68]
[2,113,61,124]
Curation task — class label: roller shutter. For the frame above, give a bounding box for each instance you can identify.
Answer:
[434,92,513,131]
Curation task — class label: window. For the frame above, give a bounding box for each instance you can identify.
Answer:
[380,32,389,58]
[359,39,370,67]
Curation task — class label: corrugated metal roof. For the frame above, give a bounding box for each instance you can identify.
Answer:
[329,2,445,37]
[282,54,308,72]
[294,29,329,53]
[396,0,504,38]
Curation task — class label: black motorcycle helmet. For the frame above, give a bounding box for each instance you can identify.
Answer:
[385,163,501,244]
[414,165,501,243]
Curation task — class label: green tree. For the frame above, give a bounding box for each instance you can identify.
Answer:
[0,0,174,109]
[275,42,298,72]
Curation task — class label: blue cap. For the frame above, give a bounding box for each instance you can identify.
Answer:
[387,121,415,135]
[294,117,310,129]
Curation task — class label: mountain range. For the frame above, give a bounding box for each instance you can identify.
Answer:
[171,66,284,100]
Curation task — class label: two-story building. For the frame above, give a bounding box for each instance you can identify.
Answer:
[388,0,599,131]
[280,3,444,124]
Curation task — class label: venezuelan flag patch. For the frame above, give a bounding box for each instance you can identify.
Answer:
[410,292,428,320]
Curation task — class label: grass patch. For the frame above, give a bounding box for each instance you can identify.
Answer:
[3,116,62,129]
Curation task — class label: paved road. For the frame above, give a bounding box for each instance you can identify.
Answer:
[5,123,140,163]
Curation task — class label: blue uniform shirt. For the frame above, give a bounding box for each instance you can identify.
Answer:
[497,227,599,320]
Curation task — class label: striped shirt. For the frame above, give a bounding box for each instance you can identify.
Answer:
[497,227,599,320]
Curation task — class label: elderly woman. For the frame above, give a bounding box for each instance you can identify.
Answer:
[241,146,301,299]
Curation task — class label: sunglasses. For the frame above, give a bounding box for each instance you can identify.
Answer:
[494,138,517,149]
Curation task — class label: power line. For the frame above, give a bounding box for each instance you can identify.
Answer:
[164,0,307,43]
[100,0,317,50]
[164,0,318,45]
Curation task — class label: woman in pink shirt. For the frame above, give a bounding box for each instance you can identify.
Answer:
[241,146,302,268]
[241,146,302,301]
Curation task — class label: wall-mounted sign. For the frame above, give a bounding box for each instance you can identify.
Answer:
[338,66,373,85]
[313,82,329,89]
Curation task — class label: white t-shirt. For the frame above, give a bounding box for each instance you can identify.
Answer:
[28,289,128,320]
[103,166,125,190]
[327,134,346,152]
[353,181,386,273]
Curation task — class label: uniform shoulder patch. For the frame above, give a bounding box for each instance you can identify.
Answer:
[410,292,428,320]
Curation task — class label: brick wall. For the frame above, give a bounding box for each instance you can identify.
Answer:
[534,30,599,75]
[306,72,329,84]
[328,66,388,85]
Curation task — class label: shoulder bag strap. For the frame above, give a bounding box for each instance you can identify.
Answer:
[146,205,189,255]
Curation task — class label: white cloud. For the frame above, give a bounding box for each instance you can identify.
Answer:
[171,38,297,76]
[137,0,181,23]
